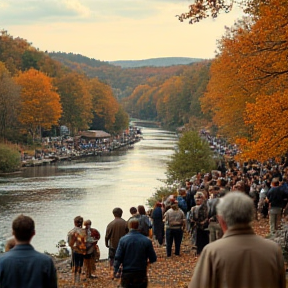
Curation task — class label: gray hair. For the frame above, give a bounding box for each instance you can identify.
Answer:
[216,192,254,227]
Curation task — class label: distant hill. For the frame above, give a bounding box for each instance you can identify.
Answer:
[109,57,205,68]
[48,52,203,98]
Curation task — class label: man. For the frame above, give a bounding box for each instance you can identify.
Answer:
[67,216,86,283]
[0,214,58,288]
[189,192,286,288]
[114,217,157,288]
[207,186,223,242]
[105,207,128,278]
[267,178,288,235]
[164,200,185,257]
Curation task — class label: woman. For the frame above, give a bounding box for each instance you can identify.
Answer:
[151,202,164,245]
[83,219,100,279]
[190,191,209,255]
[137,205,152,236]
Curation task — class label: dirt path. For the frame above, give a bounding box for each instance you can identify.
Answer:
[56,217,271,288]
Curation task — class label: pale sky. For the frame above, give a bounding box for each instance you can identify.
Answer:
[0,0,243,61]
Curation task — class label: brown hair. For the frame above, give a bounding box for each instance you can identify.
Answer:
[5,237,16,252]
[74,216,83,227]
[113,207,123,217]
[138,205,146,215]
[84,219,91,226]
[12,215,35,242]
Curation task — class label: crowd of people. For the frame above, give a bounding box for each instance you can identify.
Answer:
[2,155,288,287]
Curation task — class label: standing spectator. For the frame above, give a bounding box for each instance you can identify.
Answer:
[4,237,16,252]
[267,178,288,235]
[190,191,209,255]
[105,207,128,279]
[114,217,157,288]
[207,187,223,242]
[151,201,164,246]
[259,178,271,218]
[0,214,58,288]
[188,192,286,288]
[83,219,100,279]
[177,188,188,215]
[67,216,87,283]
[137,205,151,237]
[164,200,185,257]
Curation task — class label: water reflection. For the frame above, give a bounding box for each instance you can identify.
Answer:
[0,127,177,258]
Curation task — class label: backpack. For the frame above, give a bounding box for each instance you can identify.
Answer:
[138,215,150,236]
[177,196,187,213]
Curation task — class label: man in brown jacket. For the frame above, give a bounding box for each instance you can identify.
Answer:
[189,191,286,288]
[105,207,128,278]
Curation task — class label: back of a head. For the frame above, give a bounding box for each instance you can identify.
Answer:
[138,205,146,215]
[12,214,35,242]
[272,178,280,187]
[128,217,139,230]
[113,207,123,218]
[74,216,83,227]
[84,219,91,226]
[130,206,137,215]
[217,192,254,228]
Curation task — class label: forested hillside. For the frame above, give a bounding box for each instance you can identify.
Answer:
[48,52,196,99]
[122,61,211,129]
[47,52,212,130]
[0,31,129,143]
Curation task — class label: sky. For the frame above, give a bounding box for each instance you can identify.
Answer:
[0,0,243,62]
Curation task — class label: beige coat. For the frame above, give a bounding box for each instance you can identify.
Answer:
[189,224,286,288]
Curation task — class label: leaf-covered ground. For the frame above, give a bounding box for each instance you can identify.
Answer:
[56,217,273,288]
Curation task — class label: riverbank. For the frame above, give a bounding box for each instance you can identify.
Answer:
[55,217,272,288]
[20,127,142,168]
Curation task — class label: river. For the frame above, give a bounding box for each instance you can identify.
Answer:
[0,126,177,258]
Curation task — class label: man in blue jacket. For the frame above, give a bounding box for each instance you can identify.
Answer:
[0,214,58,288]
[114,217,157,288]
[267,177,288,235]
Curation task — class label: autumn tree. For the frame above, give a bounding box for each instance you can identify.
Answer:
[0,62,21,140]
[54,72,93,135]
[201,0,288,161]
[14,68,62,141]
[89,77,120,132]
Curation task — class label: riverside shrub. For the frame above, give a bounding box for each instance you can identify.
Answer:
[0,144,21,173]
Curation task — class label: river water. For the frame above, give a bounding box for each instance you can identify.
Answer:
[0,126,177,258]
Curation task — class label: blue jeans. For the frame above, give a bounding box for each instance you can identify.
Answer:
[166,228,183,257]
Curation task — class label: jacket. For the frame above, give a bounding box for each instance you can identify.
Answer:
[114,230,157,273]
[189,224,285,288]
[0,244,58,288]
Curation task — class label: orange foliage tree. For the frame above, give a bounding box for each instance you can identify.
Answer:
[201,0,288,161]
[54,72,93,135]
[89,78,119,132]
[14,68,62,141]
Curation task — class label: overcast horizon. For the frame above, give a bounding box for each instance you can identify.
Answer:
[0,0,243,62]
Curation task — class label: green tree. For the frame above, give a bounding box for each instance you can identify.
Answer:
[113,106,129,134]
[0,62,21,140]
[0,143,21,173]
[166,130,216,182]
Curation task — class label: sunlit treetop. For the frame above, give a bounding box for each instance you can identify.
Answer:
[176,0,266,24]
